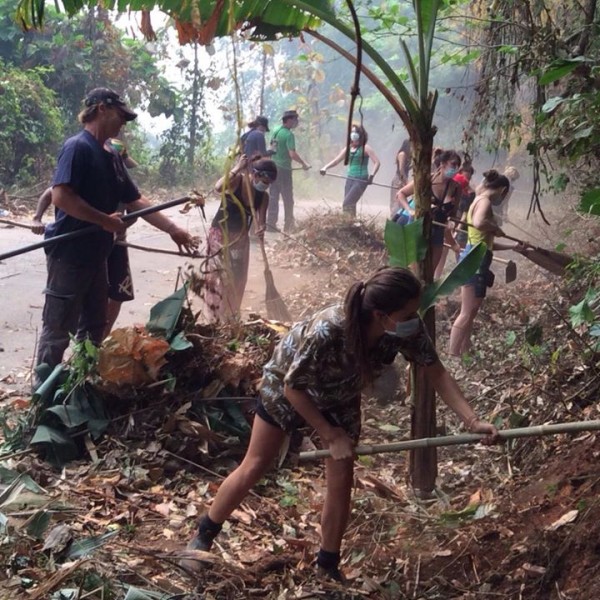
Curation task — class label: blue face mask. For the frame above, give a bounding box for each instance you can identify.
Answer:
[385,316,421,338]
[253,181,269,192]
[445,167,458,178]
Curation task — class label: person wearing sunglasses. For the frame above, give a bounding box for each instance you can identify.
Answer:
[35,88,197,379]
[204,154,278,321]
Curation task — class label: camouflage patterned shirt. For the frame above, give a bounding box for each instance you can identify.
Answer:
[259,304,438,439]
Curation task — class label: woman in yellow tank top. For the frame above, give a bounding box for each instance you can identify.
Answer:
[449,169,523,357]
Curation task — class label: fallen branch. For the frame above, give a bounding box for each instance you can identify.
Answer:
[29,558,90,599]
[299,420,600,460]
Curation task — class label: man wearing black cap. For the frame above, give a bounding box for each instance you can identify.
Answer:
[241,115,270,157]
[267,109,310,233]
[36,87,197,375]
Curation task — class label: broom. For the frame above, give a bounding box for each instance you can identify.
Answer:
[257,236,292,322]
[443,218,574,277]
[240,164,292,323]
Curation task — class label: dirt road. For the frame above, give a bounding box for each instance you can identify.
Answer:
[0,189,393,392]
[0,178,552,395]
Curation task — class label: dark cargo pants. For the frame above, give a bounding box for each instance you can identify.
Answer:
[267,167,295,232]
[36,255,108,371]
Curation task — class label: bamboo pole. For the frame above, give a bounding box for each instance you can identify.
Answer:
[298,420,600,461]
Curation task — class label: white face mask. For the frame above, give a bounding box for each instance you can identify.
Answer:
[350,131,360,142]
[384,316,421,338]
[253,181,269,192]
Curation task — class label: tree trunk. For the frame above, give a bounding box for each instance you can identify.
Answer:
[259,48,267,115]
[409,125,438,495]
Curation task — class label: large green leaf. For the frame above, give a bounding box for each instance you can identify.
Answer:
[30,425,80,466]
[146,283,188,340]
[123,587,172,600]
[45,406,90,429]
[27,510,52,539]
[66,529,119,559]
[579,188,600,216]
[420,243,487,312]
[384,218,427,267]
[32,364,67,407]
[539,57,588,85]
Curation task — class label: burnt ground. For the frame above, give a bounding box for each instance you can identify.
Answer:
[1,198,600,599]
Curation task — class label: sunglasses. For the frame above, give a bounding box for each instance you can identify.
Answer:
[253,170,275,183]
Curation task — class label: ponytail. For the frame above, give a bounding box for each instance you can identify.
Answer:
[344,267,421,387]
[344,281,370,385]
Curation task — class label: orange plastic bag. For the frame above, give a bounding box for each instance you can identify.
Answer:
[98,327,170,386]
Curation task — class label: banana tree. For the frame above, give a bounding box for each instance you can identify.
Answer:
[16,0,460,493]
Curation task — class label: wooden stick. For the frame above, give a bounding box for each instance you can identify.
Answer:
[323,171,398,191]
[0,195,199,261]
[298,420,600,460]
[442,242,509,265]
[0,217,35,229]
[115,240,201,258]
[0,219,200,257]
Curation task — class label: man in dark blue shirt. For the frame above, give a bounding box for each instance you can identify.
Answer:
[241,116,270,157]
[37,88,197,373]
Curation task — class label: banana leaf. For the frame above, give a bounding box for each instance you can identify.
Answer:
[579,187,600,216]
[30,425,80,466]
[146,283,188,341]
[66,529,119,559]
[123,586,172,600]
[27,509,52,539]
[420,243,487,312]
[384,218,427,267]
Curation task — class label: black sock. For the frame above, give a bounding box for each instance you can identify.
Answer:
[197,514,222,544]
[316,548,340,569]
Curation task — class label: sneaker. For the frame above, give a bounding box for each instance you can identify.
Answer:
[187,532,213,552]
[316,563,347,584]
[179,533,214,573]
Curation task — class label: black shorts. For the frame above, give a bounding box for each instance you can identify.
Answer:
[255,397,344,432]
[465,250,494,298]
[431,206,451,247]
[107,244,134,302]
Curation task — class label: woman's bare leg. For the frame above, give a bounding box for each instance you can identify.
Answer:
[208,415,287,523]
[434,245,449,279]
[431,245,443,277]
[449,285,484,356]
[320,457,354,553]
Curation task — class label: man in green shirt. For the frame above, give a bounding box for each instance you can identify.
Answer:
[267,109,310,233]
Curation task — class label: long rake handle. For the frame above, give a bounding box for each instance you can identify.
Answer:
[446,217,534,248]
[0,196,192,261]
[442,242,510,265]
[299,420,600,460]
[323,171,398,191]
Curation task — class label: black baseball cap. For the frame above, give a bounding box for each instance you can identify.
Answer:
[282,109,299,121]
[84,88,137,121]
[255,116,269,131]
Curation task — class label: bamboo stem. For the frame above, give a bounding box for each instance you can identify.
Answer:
[298,420,600,460]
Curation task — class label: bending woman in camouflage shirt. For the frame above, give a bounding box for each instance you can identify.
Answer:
[185,267,498,581]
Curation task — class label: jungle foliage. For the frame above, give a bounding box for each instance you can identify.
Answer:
[0,2,178,187]
[466,0,600,212]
